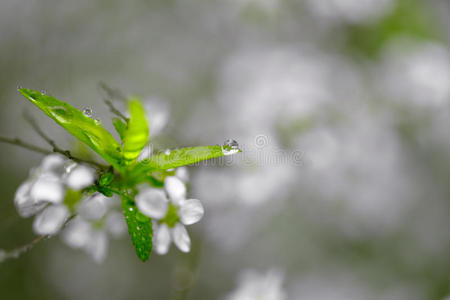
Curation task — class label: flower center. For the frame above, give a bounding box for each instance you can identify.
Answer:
[160,202,179,228]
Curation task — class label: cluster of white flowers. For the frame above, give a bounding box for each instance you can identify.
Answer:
[14,154,127,263]
[14,154,95,235]
[61,193,126,263]
[135,167,203,255]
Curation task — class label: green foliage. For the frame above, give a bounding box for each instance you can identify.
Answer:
[133,145,228,172]
[122,98,149,163]
[19,88,124,171]
[112,118,127,141]
[121,197,153,262]
[345,0,441,58]
[18,87,240,261]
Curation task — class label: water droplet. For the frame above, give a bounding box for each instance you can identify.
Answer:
[222,139,240,156]
[93,118,101,125]
[164,149,171,155]
[137,226,141,230]
[50,106,72,123]
[40,89,47,95]
[129,207,134,212]
[83,107,93,117]
[17,85,23,90]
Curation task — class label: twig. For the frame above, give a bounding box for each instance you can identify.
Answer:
[23,112,108,169]
[98,82,129,122]
[23,111,59,150]
[0,135,108,169]
[0,215,75,263]
[104,99,129,122]
[0,136,51,155]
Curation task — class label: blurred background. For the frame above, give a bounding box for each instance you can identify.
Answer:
[1,0,449,299]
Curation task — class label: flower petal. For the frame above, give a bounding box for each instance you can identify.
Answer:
[65,165,96,190]
[40,154,66,176]
[164,176,186,205]
[154,223,171,255]
[33,204,70,235]
[85,230,109,264]
[175,167,189,182]
[136,188,168,219]
[61,216,92,249]
[172,223,191,253]
[77,193,108,220]
[137,144,153,162]
[179,199,204,225]
[30,175,65,204]
[14,181,45,217]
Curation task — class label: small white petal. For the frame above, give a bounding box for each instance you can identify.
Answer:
[40,154,66,175]
[154,224,171,255]
[61,216,92,249]
[175,167,189,182]
[137,144,153,162]
[14,181,45,217]
[77,193,108,220]
[179,199,204,225]
[85,230,109,264]
[33,204,70,235]
[172,223,191,253]
[105,211,127,238]
[65,165,95,190]
[136,188,168,219]
[30,176,65,204]
[164,176,186,205]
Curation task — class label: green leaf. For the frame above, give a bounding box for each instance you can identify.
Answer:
[121,196,153,262]
[112,118,127,141]
[131,145,239,178]
[19,88,124,171]
[122,98,149,163]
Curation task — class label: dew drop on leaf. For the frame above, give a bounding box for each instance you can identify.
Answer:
[222,139,240,155]
[83,107,93,117]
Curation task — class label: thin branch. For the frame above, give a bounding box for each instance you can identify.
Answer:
[104,99,129,122]
[98,81,127,102]
[21,112,108,169]
[0,135,108,169]
[0,136,52,155]
[23,111,58,149]
[98,82,129,122]
[0,215,75,263]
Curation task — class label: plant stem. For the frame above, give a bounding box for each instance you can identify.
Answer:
[0,215,75,263]
[0,134,108,169]
[98,82,129,122]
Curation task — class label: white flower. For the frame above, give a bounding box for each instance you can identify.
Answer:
[14,154,96,236]
[61,193,126,263]
[226,269,286,300]
[135,175,203,254]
